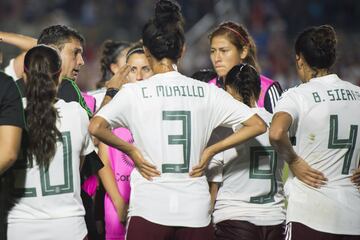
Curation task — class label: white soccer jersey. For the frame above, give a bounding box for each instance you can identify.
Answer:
[207,108,285,226]
[275,74,360,235]
[88,87,106,112]
[96,71,255,227]
[4,58,20,81]
[8,100,94,239]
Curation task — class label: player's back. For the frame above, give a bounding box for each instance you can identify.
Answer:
[9,100,90,220]
[285,74,360,183]
[111,71,249,178]
[212,108,285,225]
[277,74,360,234]
[98,70,254,227]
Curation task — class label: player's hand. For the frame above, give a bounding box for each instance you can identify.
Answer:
[105,65,131,90]
[351,167,360,190]
[128,148,160,180]
[289,156,327,188]
[190,147,215,177]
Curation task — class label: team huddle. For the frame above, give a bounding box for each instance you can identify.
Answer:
[0,0,360,240]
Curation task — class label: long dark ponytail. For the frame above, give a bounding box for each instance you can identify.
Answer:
[225,63,261,107]
[24,45,62,168]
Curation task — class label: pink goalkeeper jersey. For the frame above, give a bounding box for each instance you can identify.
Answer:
[105,127,135,240]
[208,75,281,111]
[257,75,276,108]
[81,91,135,239]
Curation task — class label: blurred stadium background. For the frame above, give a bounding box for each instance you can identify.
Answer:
[1,0,359,91]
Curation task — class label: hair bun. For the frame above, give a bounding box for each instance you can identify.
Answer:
[103,40,115,51]
[155,0,182,25]
[315,25,336,52]
[142,0,185,61]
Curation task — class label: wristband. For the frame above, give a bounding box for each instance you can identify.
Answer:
[105,88,119,98]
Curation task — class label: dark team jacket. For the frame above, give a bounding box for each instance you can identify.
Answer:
[0,72,25,128]
[16,77,93,118]
[0,72,26,239]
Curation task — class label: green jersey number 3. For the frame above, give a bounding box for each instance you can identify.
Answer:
[162,111,191,173]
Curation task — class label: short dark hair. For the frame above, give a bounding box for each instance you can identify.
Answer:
[295,25,337,70]
[38,25,85,50]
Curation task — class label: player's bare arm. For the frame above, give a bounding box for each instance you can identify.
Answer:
[209,182,219,212]
[351,167,360,190]
[89,116,161,180]
[0,125,22,175]
[269,111,327,188]
[190,113,267,177]
[0,31,37,50]
[99,65,131,109]
[0,31,37,79]
[98,142,127,222]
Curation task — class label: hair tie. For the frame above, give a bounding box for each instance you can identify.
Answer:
[238,63,257,73]
[221,26,249,45]
[239,63,246,72]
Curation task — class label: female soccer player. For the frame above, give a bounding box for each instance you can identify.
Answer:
[125,42,154,82]
[89,0,266,239]
[97,41,153,240]
[7,45,94,240]
[209,21,283,113]
[207,63,285,240]
[270,25,360,240]
[89,40,130,111]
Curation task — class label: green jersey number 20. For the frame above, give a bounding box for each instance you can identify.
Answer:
[14,131,73,197]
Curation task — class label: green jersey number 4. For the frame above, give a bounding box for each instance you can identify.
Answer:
[162,111,191,173]
[328,115,358,175]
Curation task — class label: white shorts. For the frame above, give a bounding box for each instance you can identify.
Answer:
[7,216,87,240]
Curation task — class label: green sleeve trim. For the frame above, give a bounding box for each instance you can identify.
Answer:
[62,77,93,118]
[13,79,27,130]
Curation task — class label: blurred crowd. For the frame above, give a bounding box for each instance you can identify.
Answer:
[1,0,359,90]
